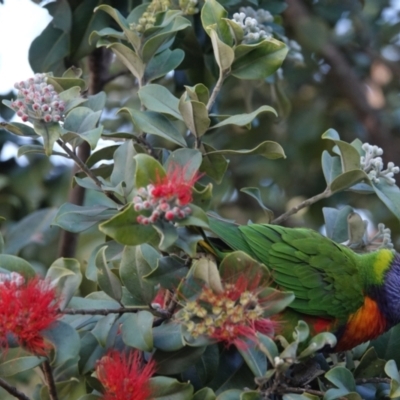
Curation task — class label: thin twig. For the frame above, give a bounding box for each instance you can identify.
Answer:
[100,70,130,86]
[0,378,30,400]
[56,139,123,205]
[272,188,331,225]
[62,307,149,315]
[206,72,226,112]
[41,360,58,400]
[355,377,391,385]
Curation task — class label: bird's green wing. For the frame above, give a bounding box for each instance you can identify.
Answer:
[239,224,365,321]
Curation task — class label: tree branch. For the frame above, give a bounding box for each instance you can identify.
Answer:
[41,360,58,400]
[0,378,30,400]
[272,188,331,225]
[207,71,226,112]
[62,307,149,315]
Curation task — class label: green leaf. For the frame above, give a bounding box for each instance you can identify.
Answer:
[211,106,277,129]
[17,144,47,157]
[322,129,361,172]
[122,311,154,351]
[46,76,86,92]
[232,39,288,80]
[53,203,117,233]
[103,42,145,81]
[63,107,101,133]
[323,206,353,243]
[372,325,400,366]
[145,48,185,82]
[153,322,184,351]
[95,246,123,302]
[200,143,229,183]
[205,141,286,159]
[110,140,136,196]
[193,388,216,400]
[153,346,206,375]
[192,257,223,293]
[46,258,82,310]
[141,15,191,64]
[0,121,38,137]
[372,180,400,221]
[0,255,36,279]
[185,84,210,105]
[0,356,45,377]
[153,220,179,251]
[29,20,70,74]
[165,148,203,176]
[59,86,86,113]
[354,348,386,379]
[135,153,165,188]
[32,121,62,156]
[324,367,358,400]
[138,84,182,120]
[240,188,274,222]
[120,245,157,305]
[385,359,400,398]
[99,204,158,246]
[120,108,187,147]
[5,207,58,255]
[209,29,235,72]
[201,0,231,44]
[144,255,188,291]
[237,343,266,377]
[179,94,211,137]
[298,331,337,358]
[329,170,369,194]
[42,320,80,367]
[94,5,140,51]
[177,204,210,229]
[215,390,242,400]
[257,333,279,364]
[92,314,118,347]
[150,376,194,400]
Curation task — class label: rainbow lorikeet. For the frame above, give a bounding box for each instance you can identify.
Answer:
[207,217,400,351]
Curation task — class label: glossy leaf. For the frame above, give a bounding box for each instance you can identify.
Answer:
[205,141,286,159]
[209,29,234,72]
[95,246,122,302]
[237,342,267,377]
[372,180,400,221]
[120,108,187,147]
[0,356,45,377]
[110,140,136,196]
[120,245,157,305]
[153,322,185,351]
[0,255,36,278]
[32,121,62,156]
[53,203,117,233]
[324,367,359,400]
[201,0,231,44]
[211,105,277,129]
[200,143,229,183]
[150,376,194,400]
[240,187,274,222]
[99,204,158,246]
[122,311,154,351]
[42,320,80,367]
[179,94,211,137]
[138,84,182,120]
[232,39,288,80]
[145,48,185,82]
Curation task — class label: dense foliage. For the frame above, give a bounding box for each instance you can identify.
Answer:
[1,0,400,399]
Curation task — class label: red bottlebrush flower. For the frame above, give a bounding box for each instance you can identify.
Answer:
[96,350,155,400]
[178,274,277,348]
[0,273,61,355]
[151,164,200,206]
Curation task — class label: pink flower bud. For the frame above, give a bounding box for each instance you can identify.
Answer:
[141,217,150,225]
[159,203,170,212]
[41,104,49,112]
[53,115,61,122]
[17,110,24,117]
[21,114,29,122]
[143,201,151,209]
[58,103,65,112]
[32,103,40,111]
[43,114,52,123]
[133,196,142,203]
[137,215,144,224]
[134,203,143,211]
[51,101,59,110]
[165,211,175,221]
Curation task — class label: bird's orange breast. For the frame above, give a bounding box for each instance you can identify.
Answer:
[336,296,387,351]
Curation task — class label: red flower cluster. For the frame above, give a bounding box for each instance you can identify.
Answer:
[134,164,201,225]
[151,164,200,206]
[179,274,277,348]
[0,273,61,355]
[96,350,155,400]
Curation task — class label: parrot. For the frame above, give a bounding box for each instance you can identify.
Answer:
[205,216,400,351]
